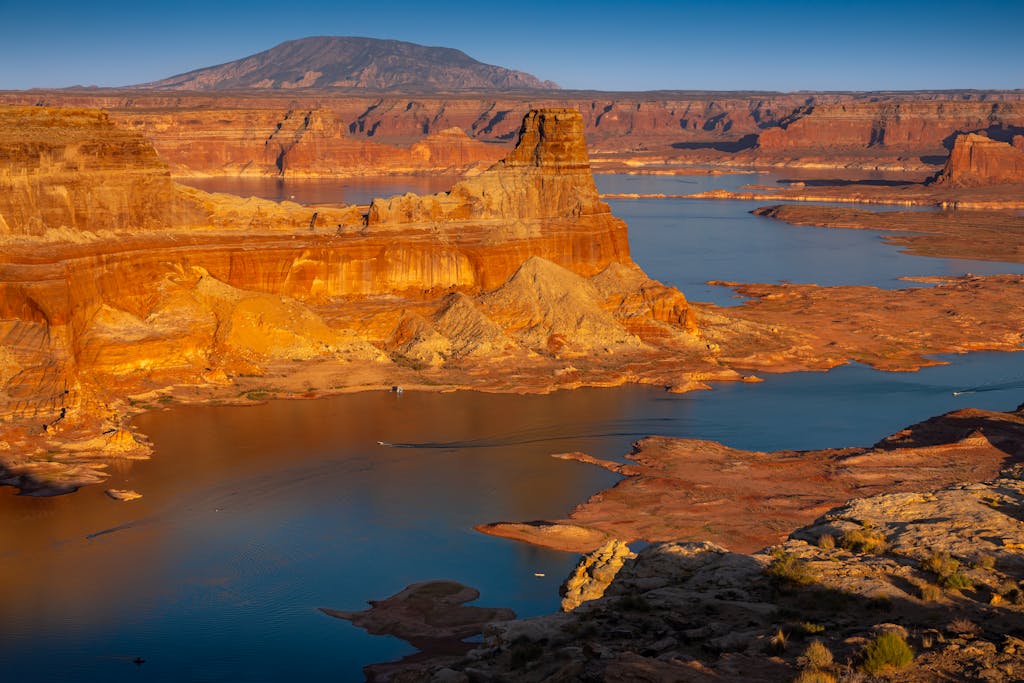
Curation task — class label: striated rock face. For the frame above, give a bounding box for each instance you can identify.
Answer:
[10,90,1024,176]
[0,107,204,235]
[0,105,706,494]
[369,109,613,224]
[931,132,1024,186]
[111,108,506,178]
[757,101,1024,154]
[133,36,559,91]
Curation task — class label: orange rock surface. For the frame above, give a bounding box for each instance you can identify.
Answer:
[931,132,1024,186]
[3,102,1023,498]
[479,405,1024,554]
[0,105,707,494]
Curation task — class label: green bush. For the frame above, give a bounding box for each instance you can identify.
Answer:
[862,632,914,674]
[839,527,888,554]
[767,549,818,586]
[922,551,959,577]
[938,571,973,591]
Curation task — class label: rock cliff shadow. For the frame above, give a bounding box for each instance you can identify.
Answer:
[941,124,1024,150]
[0,465,79,497]
[672,134,758,153]
[872,409,1024,465]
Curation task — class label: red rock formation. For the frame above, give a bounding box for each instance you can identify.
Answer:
[932,132,1024,186]
[757,101,1024,153]
[8,90,1024,174]
[0,107,204,235]
[110,108,505,178]
[1,105,696,495]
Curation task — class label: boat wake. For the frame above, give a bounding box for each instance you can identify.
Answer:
[375,417,677,450]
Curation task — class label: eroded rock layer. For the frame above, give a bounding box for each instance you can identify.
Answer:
[0,105,706,494]
[7,90,1024,174]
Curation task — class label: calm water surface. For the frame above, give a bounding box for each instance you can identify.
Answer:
[2,174,1022,681]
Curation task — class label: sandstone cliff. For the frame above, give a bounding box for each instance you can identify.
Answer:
[931,132,1024,186]
[0,105,703,494]
[8,90,1024,175]
[0,107,204,235]
[110,108,505,178]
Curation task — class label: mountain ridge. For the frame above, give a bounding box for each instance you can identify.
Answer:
[131,36,559,92]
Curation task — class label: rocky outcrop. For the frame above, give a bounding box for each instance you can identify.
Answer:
[480,405,1024,553]
[133,36,559,91]
[385,408,1024,682]
[560,539,636,612]
[0,107,204,235]
[0,105,705,494]
[931,132,1024,186]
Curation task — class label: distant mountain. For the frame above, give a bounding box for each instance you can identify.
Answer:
[131,36,559,91]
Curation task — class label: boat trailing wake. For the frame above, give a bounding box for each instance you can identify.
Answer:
[375,417,677,450]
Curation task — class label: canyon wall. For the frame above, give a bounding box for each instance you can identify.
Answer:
[5,91,1024,175]
[756,100,1024,156]
[0,105,663,436]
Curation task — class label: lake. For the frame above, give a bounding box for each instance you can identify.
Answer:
[1,174,1022,681]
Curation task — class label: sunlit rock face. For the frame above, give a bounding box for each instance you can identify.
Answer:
[0,105,697,473]
[931,133,1024,186]
[0,107,204,236]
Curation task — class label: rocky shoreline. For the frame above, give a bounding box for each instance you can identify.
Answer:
[341,405,1024,681]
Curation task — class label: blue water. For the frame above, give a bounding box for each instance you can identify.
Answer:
[595,173,1024,305]
[1,174,1022,681]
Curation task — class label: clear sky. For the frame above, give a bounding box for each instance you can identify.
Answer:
[1,0,1021,92]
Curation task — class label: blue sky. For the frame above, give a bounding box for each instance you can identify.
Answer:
[1,0,1021,91]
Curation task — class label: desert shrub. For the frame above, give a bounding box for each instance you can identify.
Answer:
[801,640,834,669]
[817,533,835,550]
[862,632,914,674]
[800,622,826,635]
[972,553,996,570]
[793,671,836,683]
[839,526,888,554]
[919,583,943,602]
[922,551,959,577]
[767,549,818,586]
[947,619,980,636]
[938,571,973,591]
